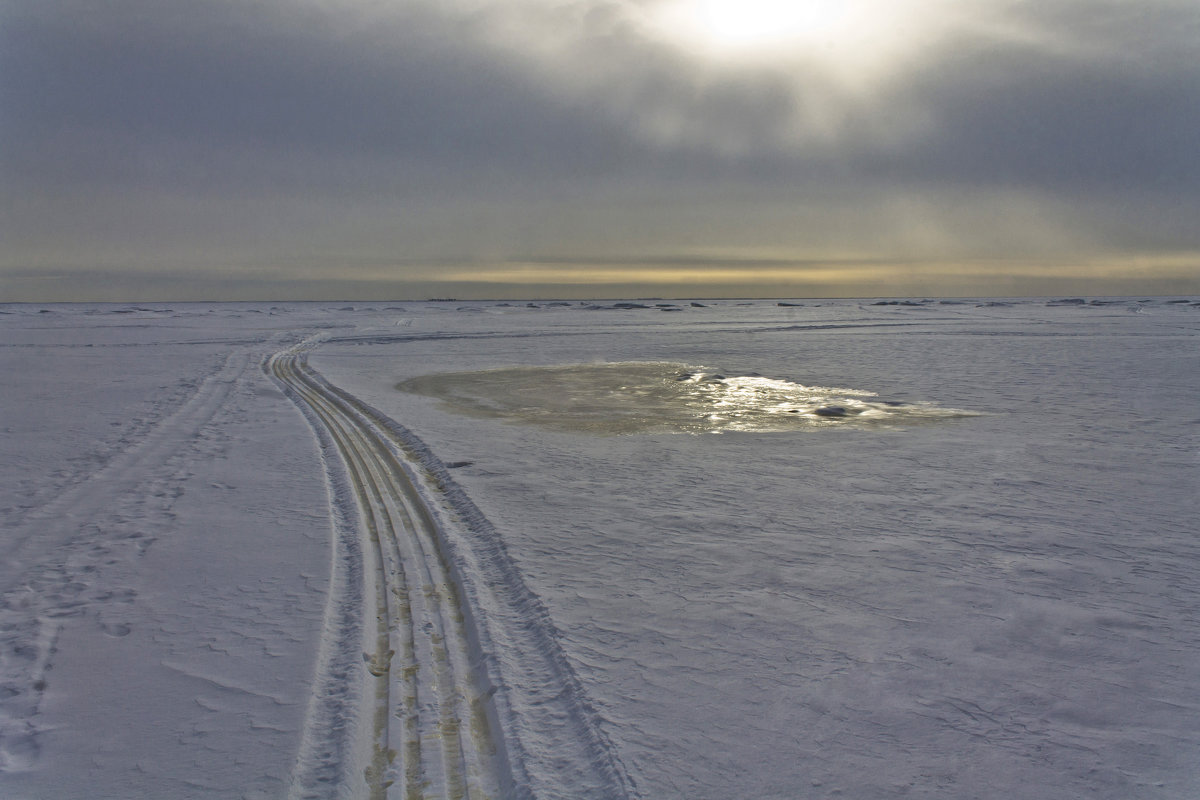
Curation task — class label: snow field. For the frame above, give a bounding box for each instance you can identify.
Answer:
[313,298,1200,799]
[2,298,1198,799]
[1,309,332,798]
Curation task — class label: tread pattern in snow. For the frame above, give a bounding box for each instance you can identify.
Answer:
[270,343,635,799]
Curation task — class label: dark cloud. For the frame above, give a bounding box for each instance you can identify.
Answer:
[1,2,637,185]
[886,16,1200,193]
[2,0,1198,299]
[7,0,1195,184]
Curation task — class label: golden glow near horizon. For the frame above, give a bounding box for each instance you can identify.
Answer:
[436,251,1200,292]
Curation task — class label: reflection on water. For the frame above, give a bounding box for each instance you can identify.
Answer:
[397,362,975,434]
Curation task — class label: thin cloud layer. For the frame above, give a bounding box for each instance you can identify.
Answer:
[2,0,1197,299]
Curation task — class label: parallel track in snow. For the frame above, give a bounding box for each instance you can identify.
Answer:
[270,348,503,799]
[271,341,637,800]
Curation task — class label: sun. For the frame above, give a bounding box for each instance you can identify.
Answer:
[701,0,850,48]
[653,0,860,57]
[643,0,934,89]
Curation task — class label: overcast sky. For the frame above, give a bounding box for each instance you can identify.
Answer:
[2,0,1198,300]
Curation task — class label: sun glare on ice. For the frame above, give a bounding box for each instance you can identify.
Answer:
[399,363,975,435]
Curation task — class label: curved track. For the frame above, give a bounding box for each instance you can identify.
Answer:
[270,347,503,799]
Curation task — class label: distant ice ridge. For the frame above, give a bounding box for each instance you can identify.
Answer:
[398,361,977,434]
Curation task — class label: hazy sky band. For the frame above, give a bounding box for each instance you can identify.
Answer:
[3,0,1198,300]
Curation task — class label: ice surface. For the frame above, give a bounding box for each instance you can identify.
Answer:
[2,298,1198,799]
[398,361,975,434]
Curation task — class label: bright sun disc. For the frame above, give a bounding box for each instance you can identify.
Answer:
[705,0,848,47]
[657,0,856,55]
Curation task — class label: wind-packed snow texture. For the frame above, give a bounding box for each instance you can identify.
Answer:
[1,298,1198,799]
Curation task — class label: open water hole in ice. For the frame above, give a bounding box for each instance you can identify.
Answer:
[397,361,976,434]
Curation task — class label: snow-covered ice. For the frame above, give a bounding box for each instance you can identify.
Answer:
[1,298,1198,798]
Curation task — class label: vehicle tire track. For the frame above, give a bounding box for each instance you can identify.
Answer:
[270,341,637,799]
[271,346,503,799]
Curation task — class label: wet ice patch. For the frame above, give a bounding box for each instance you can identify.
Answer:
[398,362,975,434]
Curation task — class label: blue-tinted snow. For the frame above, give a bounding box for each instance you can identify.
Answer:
[315,297,1200,799]
[1,298,1197,799]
